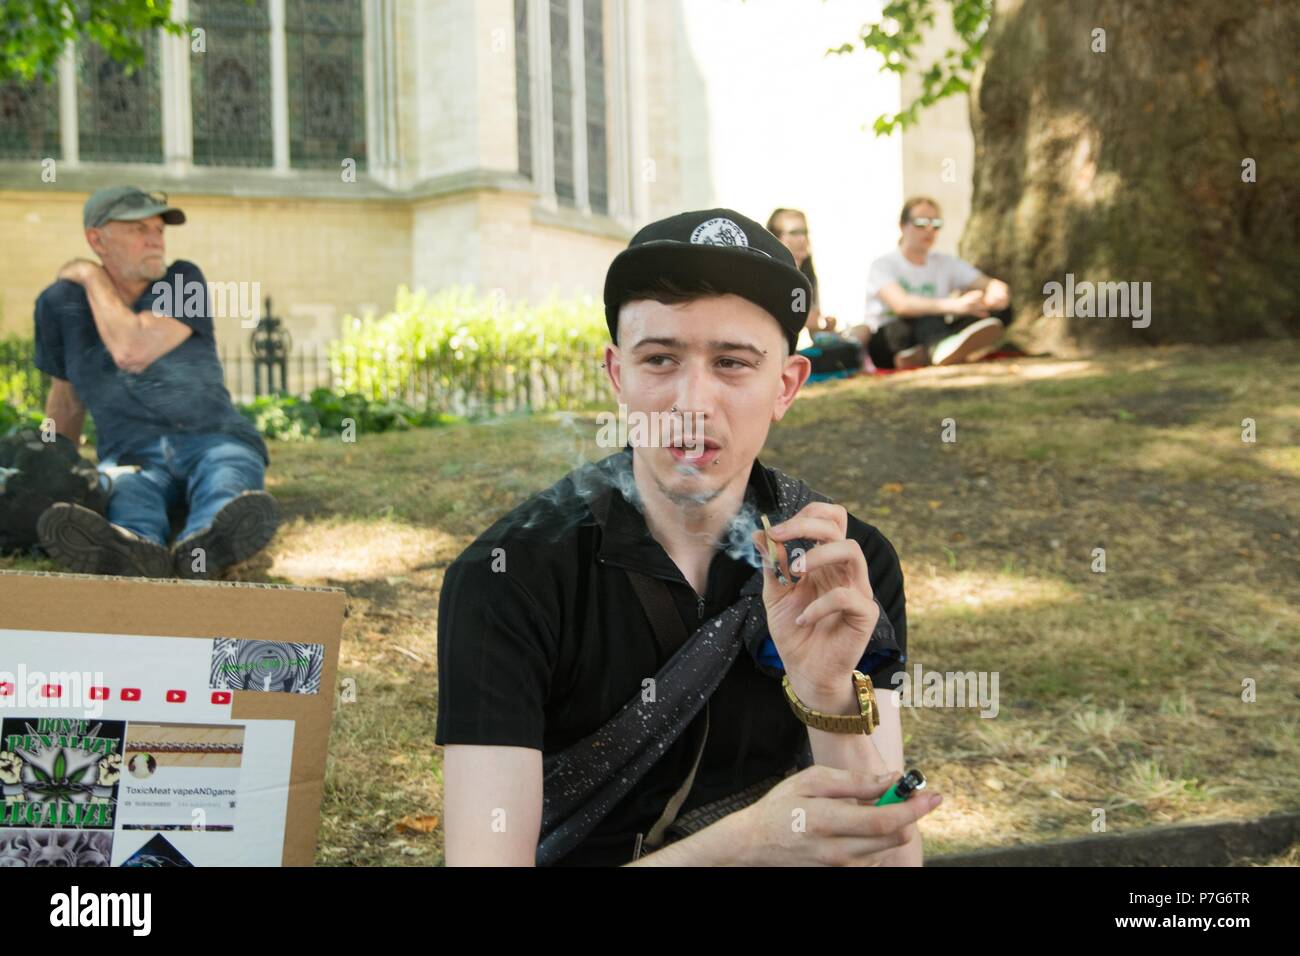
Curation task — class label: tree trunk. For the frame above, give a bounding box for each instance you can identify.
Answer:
[961,0,1300,352]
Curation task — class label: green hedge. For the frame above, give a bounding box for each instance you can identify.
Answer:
[0,403,99,445]
[2,390,458,446]
[329,285,608,410]
[0,403,44,434]
[237,389,461,442]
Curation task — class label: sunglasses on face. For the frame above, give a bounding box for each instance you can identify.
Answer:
[111,190,168,214]
[909,217,943,229]
[777,227,808,238]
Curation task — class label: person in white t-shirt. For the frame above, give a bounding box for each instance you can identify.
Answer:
[848,197,1011,370]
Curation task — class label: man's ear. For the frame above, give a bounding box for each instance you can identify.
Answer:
[85,227,106,257]
[604,342,623,402]
[772,352,811,423]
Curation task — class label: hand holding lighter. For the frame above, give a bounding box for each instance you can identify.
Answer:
[874,769,927,806]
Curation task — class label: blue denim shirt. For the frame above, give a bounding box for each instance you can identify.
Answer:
[33,260,268,466]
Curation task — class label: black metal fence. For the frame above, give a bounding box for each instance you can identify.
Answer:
[0,339,44,410]
[221,343,607,416]
[219,343,332,404]
[1,338,608,419]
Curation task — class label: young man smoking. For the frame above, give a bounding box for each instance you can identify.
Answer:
[435,209,941,866]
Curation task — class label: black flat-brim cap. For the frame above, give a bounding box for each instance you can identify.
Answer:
[604,208,812,353]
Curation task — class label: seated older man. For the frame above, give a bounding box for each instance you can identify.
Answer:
[32,186,278,579]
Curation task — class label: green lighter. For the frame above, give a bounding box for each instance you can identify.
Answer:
[874,769,927,806]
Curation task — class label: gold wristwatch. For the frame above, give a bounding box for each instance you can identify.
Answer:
[782,670,880,735]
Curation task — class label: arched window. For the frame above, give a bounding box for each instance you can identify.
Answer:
[191,0,273,167]
[550,0,574,204]
[77,31,163,162]
[0,79,59,159]
[516,0,532,177]
[286,0,366,169]
[583,0,608,215]
[517,0,614,216]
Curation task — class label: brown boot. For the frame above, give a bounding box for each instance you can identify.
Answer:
[37,503,174,578]
[172,491,280,579]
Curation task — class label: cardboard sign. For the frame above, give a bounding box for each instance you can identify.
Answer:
[0,570,347,867]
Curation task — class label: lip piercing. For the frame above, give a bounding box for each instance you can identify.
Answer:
[670,405,678,413]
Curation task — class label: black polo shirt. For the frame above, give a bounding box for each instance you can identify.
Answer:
[434,447,908,866]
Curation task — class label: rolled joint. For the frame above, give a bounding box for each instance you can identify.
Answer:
[761,513,795,587]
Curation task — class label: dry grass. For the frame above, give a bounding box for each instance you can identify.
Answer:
[3,340,1297,865]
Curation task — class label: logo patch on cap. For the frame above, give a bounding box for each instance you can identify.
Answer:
[690,217,749,248]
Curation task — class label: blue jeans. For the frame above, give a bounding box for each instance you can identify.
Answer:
[97,434,266,547]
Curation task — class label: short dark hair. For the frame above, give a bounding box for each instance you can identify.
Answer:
[619,274,725,309]
[616,276,790,357]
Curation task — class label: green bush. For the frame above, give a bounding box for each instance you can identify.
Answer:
[4,389,452,447]
[0,402,98,446]
[236,389,459,442]
[0,403,45,435]
[328,285,607,412]
[306,388,369,433]
[238,394,321,442]
[0,335,44,411]
[0,335,98,445]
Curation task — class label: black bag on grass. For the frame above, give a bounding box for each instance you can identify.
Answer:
[0,430,108,554]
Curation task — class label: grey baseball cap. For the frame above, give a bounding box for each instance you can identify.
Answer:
[83,186,186,229]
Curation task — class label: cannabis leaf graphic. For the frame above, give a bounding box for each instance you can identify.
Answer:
[28,749,95,803]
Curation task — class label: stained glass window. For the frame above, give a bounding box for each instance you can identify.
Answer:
[583,0,607,214]
[191,0,273,167]
[515,0,531,177]
[77,31,163,162]
[0,79,60,159]
[549,0,573,204]
[285,0,366,169]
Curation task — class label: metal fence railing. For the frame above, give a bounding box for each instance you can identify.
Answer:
[1,338,608,420]
[218,343,607,417]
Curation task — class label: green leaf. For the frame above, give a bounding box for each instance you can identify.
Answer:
[841,0,992,137]
[0,0,188,84]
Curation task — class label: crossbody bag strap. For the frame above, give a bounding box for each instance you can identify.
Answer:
[624,568,704,861]
[633,702,709,861]
[625,569,691,655]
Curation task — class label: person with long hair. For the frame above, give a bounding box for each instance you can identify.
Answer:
[853,196,1011,370]
[766,208,837,347]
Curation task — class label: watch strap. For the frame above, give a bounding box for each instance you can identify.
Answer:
[783,669,879,734]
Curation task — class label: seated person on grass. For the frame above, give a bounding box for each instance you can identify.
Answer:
[766,207,838,345]
[32,186,278,579]
[850,196,1011,370]
[436,208,942,866]
[768,207,864,378]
